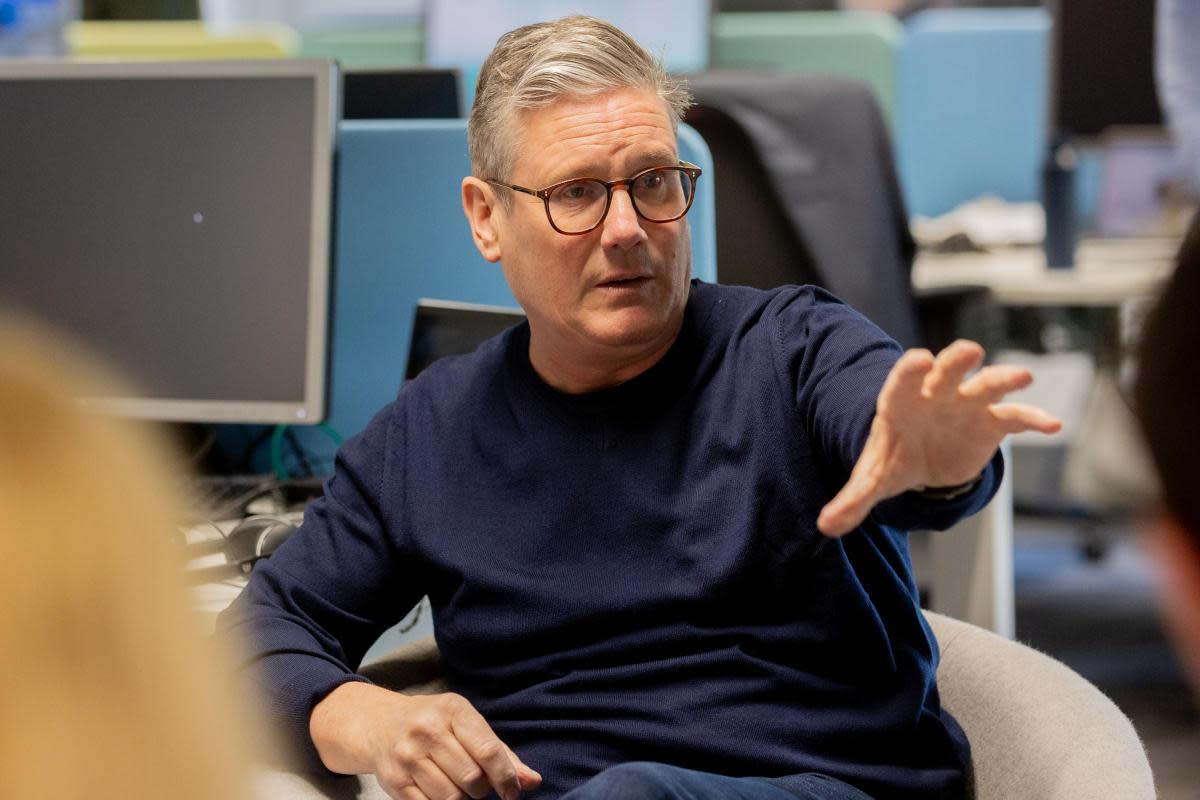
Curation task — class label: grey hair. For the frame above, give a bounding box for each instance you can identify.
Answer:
[467,15,692,183]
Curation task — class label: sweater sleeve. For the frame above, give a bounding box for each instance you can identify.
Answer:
[215,397,425,771]
[774,286,1000,532]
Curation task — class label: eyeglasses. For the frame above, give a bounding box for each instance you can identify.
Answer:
[486,162,702,235]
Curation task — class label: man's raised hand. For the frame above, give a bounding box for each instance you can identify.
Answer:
[817,340,1061,537]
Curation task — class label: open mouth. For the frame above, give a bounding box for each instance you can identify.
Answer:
[599,276,649,288]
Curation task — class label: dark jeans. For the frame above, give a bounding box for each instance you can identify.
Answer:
[559,762,875,800]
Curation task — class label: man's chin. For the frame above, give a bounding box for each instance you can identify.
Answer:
[577,310,675,351]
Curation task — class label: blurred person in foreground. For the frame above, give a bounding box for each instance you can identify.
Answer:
[1134,213,1200,694]
[221,16,1061,800]
[0,317,265,800]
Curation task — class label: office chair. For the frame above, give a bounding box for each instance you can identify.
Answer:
[253,611,1155,800]
[683,69,997,352]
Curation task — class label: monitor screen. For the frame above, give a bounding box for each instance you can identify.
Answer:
[1050,0,1162,139]
[0,59,338,424]
[343,68,461,119]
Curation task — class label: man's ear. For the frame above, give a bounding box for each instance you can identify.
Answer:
[1146,512,1200,692]
[462,177,503,263]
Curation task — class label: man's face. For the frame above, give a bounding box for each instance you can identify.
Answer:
[480,87,692,384]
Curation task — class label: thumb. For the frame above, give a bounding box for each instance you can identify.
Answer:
[817,435,893,537]
[817,477,878,538]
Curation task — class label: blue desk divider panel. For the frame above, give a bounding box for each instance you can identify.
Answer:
[897,8,1050,218]
[283,119,715,468]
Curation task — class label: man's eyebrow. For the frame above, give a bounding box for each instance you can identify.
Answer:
[543,151,680,184]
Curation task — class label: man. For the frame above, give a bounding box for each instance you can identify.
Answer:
[1134,213,1200,693]
[220,16,1059,800]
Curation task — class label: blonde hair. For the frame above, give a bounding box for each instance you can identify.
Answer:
[0,318,263,800]
[467,15,692,181]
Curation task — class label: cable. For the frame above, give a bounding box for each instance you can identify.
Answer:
[285,428,315,477]
[270,423,343,481]
[186,425,218,466]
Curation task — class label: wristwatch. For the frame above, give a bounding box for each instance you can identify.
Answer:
[914,473,984,501]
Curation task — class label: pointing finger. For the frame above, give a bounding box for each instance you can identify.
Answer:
[447,700,521,800]
[430,735,492,799]
[501,743,542,791]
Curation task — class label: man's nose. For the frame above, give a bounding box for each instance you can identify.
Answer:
[600,187,648,250]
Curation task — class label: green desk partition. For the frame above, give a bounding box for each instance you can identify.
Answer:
[297,25,423,69]
[711,11,901,129]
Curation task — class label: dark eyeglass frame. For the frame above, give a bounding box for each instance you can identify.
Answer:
[486,161,703,235]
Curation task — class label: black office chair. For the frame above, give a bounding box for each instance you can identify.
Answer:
[684,71,997,353]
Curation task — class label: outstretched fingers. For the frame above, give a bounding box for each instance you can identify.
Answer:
[959,364,1034,404]
[989,402,1063,435]
[923,340,985,397]
[877,348,935,414]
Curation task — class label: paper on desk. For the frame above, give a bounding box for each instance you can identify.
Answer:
[912,195,1046,249]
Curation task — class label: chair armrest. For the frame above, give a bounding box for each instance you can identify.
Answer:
[359,636,449,696]
[924,610,1155,800]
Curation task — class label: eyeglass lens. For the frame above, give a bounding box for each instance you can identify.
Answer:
[547,167,694,233]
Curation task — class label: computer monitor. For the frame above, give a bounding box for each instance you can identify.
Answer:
[342,68,461,119]
[1049,0,1162,140]
[405,299,526,381]
[0,59,338,424]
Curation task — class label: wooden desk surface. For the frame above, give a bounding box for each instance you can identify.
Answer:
[913,237,1177,306]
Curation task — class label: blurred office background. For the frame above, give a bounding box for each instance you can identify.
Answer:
[2,0,1197,795]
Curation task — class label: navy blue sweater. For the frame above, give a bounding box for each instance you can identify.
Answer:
[221,281,1000,799]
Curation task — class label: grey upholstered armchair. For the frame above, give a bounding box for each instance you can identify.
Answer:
[255,611,1155,800]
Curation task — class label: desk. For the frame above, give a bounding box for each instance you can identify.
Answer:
[909,237,1173,626]
[912,237,1176,306]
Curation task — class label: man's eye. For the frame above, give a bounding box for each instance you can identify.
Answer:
[636,172,665,191]
[560,182,599,202]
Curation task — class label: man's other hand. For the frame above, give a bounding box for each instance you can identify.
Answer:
[310,682,542,800]
[817,340,1062,537]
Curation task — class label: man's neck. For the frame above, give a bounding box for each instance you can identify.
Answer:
[527,325,682,395]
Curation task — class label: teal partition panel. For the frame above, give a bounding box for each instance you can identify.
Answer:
[898,8,1050,218]
[297,24,424,68]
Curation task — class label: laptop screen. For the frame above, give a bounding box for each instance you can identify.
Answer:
[406,299,526,381]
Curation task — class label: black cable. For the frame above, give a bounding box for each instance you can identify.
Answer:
[186,425,217,466]
[285,427,316,478]
[239,427,275,473]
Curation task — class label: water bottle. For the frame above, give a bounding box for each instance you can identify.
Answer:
[0,0,77,58]
[1041,139,1079,270]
